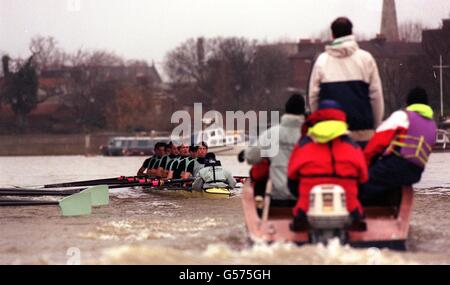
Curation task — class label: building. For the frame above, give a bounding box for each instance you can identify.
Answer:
[289,0,449,117]
[0,62,169,133]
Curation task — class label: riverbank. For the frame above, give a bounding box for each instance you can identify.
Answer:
[0,134,113,156]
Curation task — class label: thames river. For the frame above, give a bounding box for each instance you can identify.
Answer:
[0,153,450,264]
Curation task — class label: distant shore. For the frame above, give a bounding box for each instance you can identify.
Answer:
[0,133,113,156]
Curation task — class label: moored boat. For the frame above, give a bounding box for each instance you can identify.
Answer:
[433,129,449,151]
[100,136,170,156]
[241,182,413,250]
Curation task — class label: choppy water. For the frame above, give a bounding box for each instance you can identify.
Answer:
[0,153,449,264]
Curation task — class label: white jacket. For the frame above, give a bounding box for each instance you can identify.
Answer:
[309,35,384,136]
[245,114,304,201]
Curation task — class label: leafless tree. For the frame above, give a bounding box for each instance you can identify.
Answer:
[62,49,126,131]
[250,44,291,111]
[164,37,256,110]
[29,36,68,70]
[210,37,257,110]
[164,38,205,84]
[399,21,426,42]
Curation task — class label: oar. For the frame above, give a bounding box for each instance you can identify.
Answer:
[233,176,248,184]
[0,191,91,216]
[159,177,195,185]
[233,175,248,180]
[260,179,273,227]
[0,185,109,207]
[106,177,196,189]
[43,175,153,188]
[0,188,83,196]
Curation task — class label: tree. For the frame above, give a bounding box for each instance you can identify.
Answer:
[251,44,291,110]
[105,85,148,131]
[211,37,256,110]
[398,21,426,42]
[63,49,125,131]
[164,38,204,83]
[0,54,38,131]
[164,38,214,107]
[164,37,257,111]
[29,35,67,70]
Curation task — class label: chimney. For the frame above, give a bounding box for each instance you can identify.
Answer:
[197,37,205,67]
[443,19,450,31]
[381,0,400,41]
[2,55,10,77]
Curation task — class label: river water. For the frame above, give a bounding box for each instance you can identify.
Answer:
[0,153,449,264]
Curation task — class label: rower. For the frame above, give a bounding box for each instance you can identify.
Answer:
[153,142,174,177]
[192,152,236,191]
[137,142,166,176]
[176,145,199,179]
[192,141,209,176]
[166,143,189,179]
[162,143,181,178]
[145,142,167,176]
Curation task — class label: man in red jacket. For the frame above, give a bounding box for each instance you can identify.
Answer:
[288,100,368,231]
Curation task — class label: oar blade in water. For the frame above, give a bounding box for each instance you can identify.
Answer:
[81,185,109,206]
[59,191,92,216]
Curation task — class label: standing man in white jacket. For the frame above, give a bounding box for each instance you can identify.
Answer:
[239,94,306,205]
[309,17,384,146]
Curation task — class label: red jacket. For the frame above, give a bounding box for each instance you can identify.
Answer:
[288,133,368,215]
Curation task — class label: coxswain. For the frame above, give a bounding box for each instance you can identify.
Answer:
[192,141,209,176]
[192,152,236,191]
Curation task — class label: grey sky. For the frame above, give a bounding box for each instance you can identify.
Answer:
[1,0,449,69]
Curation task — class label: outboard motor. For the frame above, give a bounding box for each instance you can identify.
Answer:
[307,184,350,244]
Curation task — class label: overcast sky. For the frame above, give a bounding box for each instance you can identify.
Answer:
[1,0,449,69]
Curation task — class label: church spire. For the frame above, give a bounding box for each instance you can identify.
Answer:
[381,0,400,41]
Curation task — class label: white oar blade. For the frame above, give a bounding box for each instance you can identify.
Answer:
[82,185,109,206]
[59,191,92,216]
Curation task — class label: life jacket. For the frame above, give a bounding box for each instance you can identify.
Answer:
[202,160,228,184]
[385,105,437,168]
[192,157,206,176]
[288,106,367,215]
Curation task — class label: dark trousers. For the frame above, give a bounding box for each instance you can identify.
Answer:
[359,155,423,206]
[253,180,267,197]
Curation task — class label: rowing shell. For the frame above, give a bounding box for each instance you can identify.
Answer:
[139,186,233,199]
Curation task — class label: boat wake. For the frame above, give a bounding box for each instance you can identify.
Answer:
[90,239,417,265]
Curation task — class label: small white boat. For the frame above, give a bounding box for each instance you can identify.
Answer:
[171,125,248,155]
